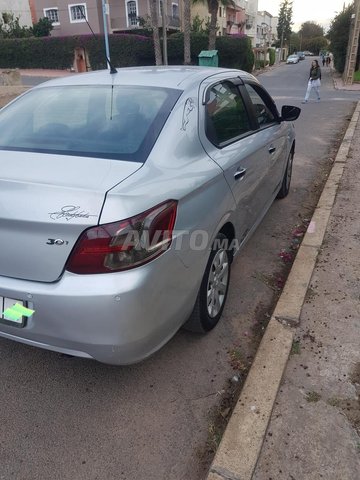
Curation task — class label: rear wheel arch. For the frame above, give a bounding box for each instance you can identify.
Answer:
[218,222,236,262]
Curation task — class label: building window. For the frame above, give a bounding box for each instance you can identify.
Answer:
[43,8,60,25]
[68,3,88,23]
[172,3,179,18]
[126,0,138,26]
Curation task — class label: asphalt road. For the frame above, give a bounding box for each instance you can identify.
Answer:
[21,76,53,86]
[1,61,358,480]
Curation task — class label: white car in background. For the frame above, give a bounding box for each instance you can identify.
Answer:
[286,55,299,64]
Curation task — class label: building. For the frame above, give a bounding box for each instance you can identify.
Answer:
[29,0,180,37]
[29,0,105,35]
[256,10,274,47]
[0,0,32,27]
[22,0,278,49]
[226,0,246,36]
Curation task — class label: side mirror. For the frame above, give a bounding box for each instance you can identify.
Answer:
[281,105,301,122]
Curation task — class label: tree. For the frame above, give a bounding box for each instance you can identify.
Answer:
[0,12,52,38]
[302,36,328,55]
[149,0,163,65]
[32,17,53,37]
[299,21,324,40]
[0,12,32,38]
[183,0,191,64]
[191,14,205,33]
[277,0,293,47]
[289,32,300,53]
[327,3,358,73]
[193,0,235,50]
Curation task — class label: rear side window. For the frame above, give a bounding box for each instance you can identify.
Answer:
[205,81,251,146]
[0,85,181,162]
[244,83,277,127]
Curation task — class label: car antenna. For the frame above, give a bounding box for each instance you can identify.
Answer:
[76,6,117,74]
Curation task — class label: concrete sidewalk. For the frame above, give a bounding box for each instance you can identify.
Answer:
[206,101,360,480]
[252,109,360,479]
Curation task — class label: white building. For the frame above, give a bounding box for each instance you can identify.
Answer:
[256,10,276,47]
[0,0,32,27]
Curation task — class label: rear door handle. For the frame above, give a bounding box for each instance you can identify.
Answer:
[268,146,276,154]
[234,167,247,180]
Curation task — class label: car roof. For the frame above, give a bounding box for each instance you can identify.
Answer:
[32,66,258,91]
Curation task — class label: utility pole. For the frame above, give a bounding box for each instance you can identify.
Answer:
[161,0,168,65]
[279,29,284,63]
[343,0,360,85]
[101,0,111,69]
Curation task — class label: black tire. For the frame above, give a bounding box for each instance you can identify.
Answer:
[277,149,294,199]
[184,233,231,333]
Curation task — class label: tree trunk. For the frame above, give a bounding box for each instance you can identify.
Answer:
[208,2,219,51]
[150,0,162,65]
[183,0,191,64]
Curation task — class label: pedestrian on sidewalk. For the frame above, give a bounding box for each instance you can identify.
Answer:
[302,59,321,103]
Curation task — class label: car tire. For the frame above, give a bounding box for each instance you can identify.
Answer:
[184,233,231,333]
[277,149,294,199]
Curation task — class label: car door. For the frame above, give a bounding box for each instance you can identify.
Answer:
[199,77,271,245]
[241,82,288,210]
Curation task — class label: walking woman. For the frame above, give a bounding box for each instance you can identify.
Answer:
[302,59,321,103]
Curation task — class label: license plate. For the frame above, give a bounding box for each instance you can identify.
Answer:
[0,297,34,328]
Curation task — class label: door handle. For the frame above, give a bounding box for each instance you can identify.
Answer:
[268,146,276,154]
[234,167,247,180]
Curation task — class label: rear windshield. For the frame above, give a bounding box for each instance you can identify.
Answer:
[0,85,181,162]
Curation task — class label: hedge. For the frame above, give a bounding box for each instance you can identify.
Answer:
[268,48,275,66]
[0,32,254,72]
[0,34,153,70]
[167,32,254,72]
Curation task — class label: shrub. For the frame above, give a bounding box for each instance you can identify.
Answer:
[268,48,275,66]
[167,33,254,72]
[216,35,254,72]
[255,59,268,69]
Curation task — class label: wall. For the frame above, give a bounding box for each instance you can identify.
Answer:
[34,0,103,36]
[0,0,32,26]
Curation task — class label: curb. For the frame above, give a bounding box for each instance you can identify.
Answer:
[206,100,360,480]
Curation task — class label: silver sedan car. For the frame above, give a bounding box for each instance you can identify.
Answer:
[0,67,300,364]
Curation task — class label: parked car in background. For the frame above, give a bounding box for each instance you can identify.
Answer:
[286,54,300,64]
[0,66,300,365]
[303,51,314,56]
[296,51,306,60]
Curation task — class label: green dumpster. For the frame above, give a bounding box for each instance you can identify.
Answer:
[198,50,219,67]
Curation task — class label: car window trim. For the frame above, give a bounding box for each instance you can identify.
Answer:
[203,79,255,148]
[241,81,281,130]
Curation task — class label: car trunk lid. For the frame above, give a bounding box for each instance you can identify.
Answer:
[0,151,141,282]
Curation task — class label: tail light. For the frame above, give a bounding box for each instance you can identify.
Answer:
[66,200,177,274]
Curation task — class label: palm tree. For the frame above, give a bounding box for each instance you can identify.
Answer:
[149,0,163,65]
[193,0,235,50]
[183,0,192,64]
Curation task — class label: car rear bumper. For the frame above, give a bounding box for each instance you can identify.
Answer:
[0,250,201,365]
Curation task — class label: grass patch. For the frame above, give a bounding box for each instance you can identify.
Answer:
[354,70,360,82]
[290,340,301,355]
[306,391,321,403]
[327,397,341,407]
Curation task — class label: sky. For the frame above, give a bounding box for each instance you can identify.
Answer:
[258,0,353,31]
